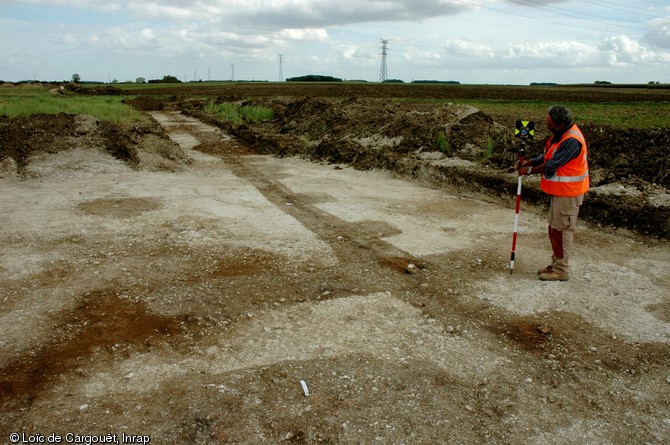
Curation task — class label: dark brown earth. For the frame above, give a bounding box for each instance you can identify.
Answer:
[1,83,669,445]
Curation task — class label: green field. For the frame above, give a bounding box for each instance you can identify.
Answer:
[403,98,670,128]
[0,84,274,125]
[2,83,669,129]
[0,85,145,125]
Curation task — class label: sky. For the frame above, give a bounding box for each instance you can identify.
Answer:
[1,0,669,85]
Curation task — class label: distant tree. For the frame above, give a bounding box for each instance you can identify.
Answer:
[648,81,660,85]
[111,79,119,84]
[286,74,343,82]
[72,73,81,83]
[147,75,181,83]
[136,77,146,84]
[594,80,612,85]
[382,79,404,83]
[412,80,460,85]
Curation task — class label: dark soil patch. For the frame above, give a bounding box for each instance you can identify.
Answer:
[77,197,162,218]
[492,320,554,356]
[0,113,80,171]
[0,291,183,410]
[0,112,186,174]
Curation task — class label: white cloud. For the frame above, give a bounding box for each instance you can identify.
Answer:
[218,0,472,28]
[441,39,496,59]
[404,50,442,61]
[1,0,669,83]
[128,3,195,21]
[7,0,123,11]
[644,16,670,49]
[140,28,155,39]
[338,43,376,62]
[439,37,614,71]
[508,41,596,64]
[61,32,77,45]
[599,35,670,66]
[275,28,329,42]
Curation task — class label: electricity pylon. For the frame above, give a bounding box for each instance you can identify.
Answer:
[379,39,389,83]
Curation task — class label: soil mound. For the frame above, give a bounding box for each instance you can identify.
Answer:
[0,113,189,176]
[64,83,123,95]
[191,97,510,166]
[0,113,80,174]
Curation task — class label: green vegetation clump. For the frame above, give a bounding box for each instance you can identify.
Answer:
[204,102,274,124]
[436,131,448,153]
[482,137,495,162]
[0,85,145,124]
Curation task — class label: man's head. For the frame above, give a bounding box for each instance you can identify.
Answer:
[546,105,572,135]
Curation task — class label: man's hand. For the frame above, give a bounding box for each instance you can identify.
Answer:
[516,160,528,176]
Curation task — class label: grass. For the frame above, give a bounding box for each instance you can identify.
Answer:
[399,98,670,129]
[436,131,448,153]
[469,100,670,129]
[482,137,495,162]
[0,85,273,126]
[204,101,274,124]
[0,85,146,125]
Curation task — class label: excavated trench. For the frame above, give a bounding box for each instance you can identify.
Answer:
[1,96,669,444]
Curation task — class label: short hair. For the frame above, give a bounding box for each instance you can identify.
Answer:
[547,105,572,126]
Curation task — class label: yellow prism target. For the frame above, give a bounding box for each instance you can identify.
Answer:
[514,120,535,139]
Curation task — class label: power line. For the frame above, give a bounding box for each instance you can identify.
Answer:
[511,0,659,30]
[638,0,670,6]
[450,0,654,36]
[580,0,666,17]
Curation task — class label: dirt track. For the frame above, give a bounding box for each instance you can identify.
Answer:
[1,108,669,444]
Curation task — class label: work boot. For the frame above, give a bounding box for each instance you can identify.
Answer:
[538,269,569,281]
[537,265,553,275]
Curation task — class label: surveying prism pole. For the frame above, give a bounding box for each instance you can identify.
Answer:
[509,120,534,274]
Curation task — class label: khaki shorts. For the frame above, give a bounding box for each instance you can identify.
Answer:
[549,195,584,231]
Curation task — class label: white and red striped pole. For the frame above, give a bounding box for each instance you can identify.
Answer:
[509,120,534,274]
[509,151,524,273]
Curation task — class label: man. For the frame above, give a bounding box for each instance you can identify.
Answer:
[516,105,589,281]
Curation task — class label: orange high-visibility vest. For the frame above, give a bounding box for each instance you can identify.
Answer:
[540,124,589,197]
